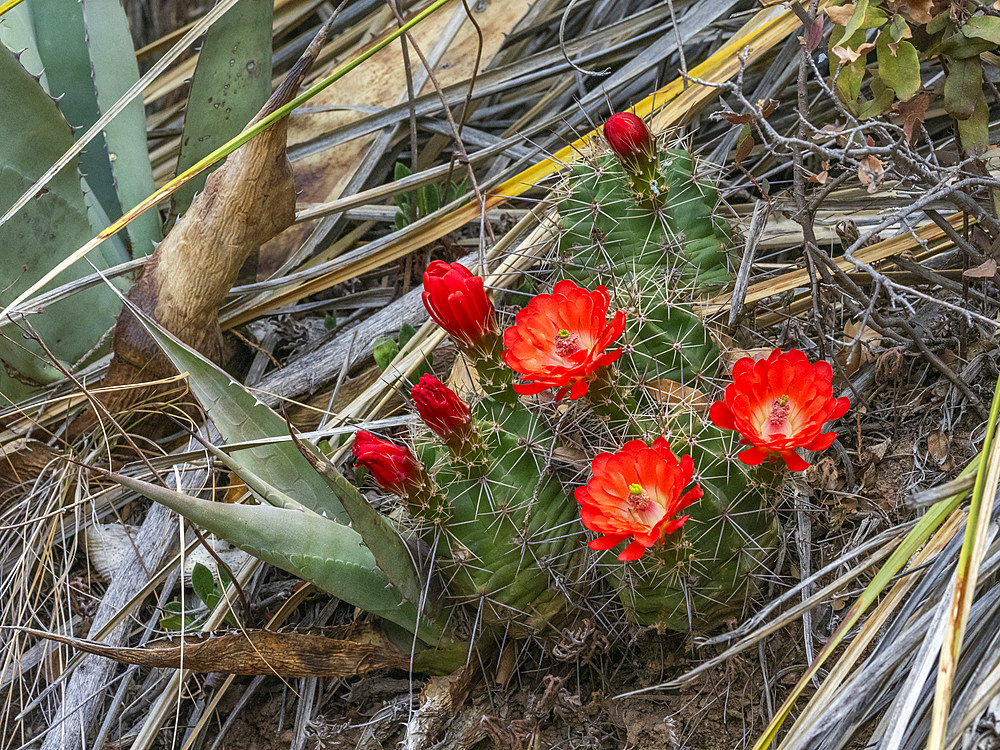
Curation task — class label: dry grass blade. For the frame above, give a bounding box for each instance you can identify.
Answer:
[752,460,979,749]
[927,369,1000,749]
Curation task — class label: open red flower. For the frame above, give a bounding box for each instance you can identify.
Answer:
[422,261,497,352]
[575,438,702,561]
[603,112,654,162]
[411,374,472,443]
[352,431,423,496]
[502,280,625,400]
[709,349,850,471]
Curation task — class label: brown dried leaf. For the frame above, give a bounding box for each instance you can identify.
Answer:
[898,0,935,24]
[964,257,998,278]
[719,111,757,125]
[17,625,409,677]
[896,93,929,144]
[759,98,780,118]
[857,154,885,194]
[839,319,881,376]
[927,429,951,468]
[827,4,857,25]
[734,127,755,164]
[831,41,876,64]
[644,379,709,412]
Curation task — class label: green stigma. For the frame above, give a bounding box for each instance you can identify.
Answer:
[628,483,643,495]
[557,329,570,338]
[778,394,789,406]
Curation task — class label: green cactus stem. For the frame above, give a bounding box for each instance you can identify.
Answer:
[556,140,781,630]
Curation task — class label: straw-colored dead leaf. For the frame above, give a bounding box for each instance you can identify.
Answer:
[963,257,997,278]
[839,319,881,376]
[826,5,857,25]
[644,379,710,411]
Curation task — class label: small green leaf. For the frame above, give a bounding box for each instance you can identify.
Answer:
[957,93,990,156]
[927,10,950,35]
[889,15,910,43]
[944,57,982,120]
[858,74,896,119]
[373,337,399,371]
[191,562,216,604]
[324,311,337,330]
[398,322,417,349]
[963,14,1000,45]
[843,0,870,38]
[877,33,920,101]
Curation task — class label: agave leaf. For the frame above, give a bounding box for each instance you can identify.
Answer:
[28,0,120,230]
[0,43,123,402]
[296,439,427,610]
[80,0,162,255]
[117,292,349,523]
[186,434,318,516]
[101,467,445,643]
[173,0,273,215]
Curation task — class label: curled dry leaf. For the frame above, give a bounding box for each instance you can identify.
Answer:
[644,379,709,412]
[838,319,881,377]
[826,4,857,25]
[831,42,876,64]
[17,624,410,677]
[95,26,334,424]
[857,154,885,193]
[898,0,935,24]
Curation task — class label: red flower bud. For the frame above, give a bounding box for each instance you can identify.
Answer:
[411,374,472,442]
[422,261,497,352]
[603,112,654,162]
[708,349,850,471]
[352,431,422,496]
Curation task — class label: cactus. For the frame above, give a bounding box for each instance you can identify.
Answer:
[551,128,781,630]
[410,397,584,635]
[108,112,852,666]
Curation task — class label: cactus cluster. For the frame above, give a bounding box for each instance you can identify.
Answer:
[116,112,850,665]
[352,114,793,633]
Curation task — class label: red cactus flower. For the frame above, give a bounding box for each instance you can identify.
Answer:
[575,438,702,562]
[352,431,423,496]
[411,374,472,443]
[603,112,654,162]
[422,261,497,351]
[708,349,850,471]
[502,280,625,401]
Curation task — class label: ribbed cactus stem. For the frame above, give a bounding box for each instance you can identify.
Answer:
[556,126,781,629]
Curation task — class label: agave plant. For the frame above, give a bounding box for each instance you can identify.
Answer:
[105,112,849,666]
